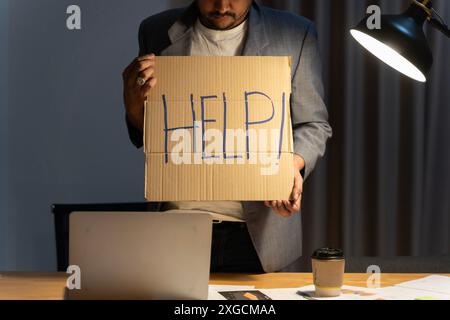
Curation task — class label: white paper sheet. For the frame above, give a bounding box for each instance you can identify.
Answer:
[376,286,450,300]
[296,285,381,300]
[258,288,308,300]
[207,275,450,300]
[394,275,450,295]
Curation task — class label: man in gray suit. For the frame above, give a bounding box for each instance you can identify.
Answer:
[122,0,332,272]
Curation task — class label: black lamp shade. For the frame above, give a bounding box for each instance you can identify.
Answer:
[350,5,433,82]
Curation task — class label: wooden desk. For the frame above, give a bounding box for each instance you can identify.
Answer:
[0,272,447,300]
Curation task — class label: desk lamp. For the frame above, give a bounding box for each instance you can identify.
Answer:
[350,0,449,82]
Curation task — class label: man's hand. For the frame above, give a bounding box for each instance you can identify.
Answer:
[264,154,304,218]
[122,53,157,132]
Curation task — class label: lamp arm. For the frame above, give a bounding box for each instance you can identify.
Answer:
[429,18,450,38]
[412,0,450,38]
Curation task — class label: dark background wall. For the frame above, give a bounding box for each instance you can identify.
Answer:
[1,0,10,269]
[1,0,449,271]
[257,0,450,263]
[1,0,170,271]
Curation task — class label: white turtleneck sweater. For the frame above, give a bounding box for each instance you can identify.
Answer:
[190,17,248,56]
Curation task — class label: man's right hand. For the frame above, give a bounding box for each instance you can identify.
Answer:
[122,53,157,133]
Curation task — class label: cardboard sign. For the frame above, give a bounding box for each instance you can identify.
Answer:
[144,56,294,201]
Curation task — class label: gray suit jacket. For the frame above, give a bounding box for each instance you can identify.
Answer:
[126,0,332,272]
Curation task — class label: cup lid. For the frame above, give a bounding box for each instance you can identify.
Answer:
[311,248,344,260]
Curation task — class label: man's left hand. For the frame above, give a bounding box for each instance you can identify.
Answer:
[264,154,304,218]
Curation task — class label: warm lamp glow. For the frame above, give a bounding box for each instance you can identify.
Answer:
[350,29,427,82]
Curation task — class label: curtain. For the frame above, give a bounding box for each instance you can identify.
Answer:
[261,0,450,259]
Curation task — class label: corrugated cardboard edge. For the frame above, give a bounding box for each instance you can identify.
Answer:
[143,99,148,199]
[144,152,294,201]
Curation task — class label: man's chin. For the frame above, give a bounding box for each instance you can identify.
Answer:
[206,17,235,30]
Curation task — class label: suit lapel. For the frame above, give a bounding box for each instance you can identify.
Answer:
[161,2,197,56]
[242,1,270,56]
[161,1,270,57]
[160,31,192,56]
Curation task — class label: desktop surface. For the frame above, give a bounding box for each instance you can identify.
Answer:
[0,272,448,300]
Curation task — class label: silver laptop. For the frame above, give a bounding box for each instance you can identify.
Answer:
[67,211,213,300]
